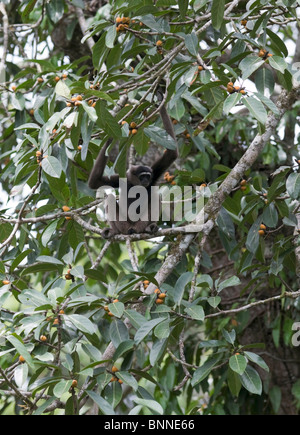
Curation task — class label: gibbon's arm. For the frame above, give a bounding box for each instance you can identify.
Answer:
[151,105,178,184]
[88,139,120,189]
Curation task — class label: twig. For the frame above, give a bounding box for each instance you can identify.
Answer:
[0,3,9,75]
[0,165,42,255]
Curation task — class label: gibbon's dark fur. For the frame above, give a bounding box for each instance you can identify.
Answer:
[88,105,178,238]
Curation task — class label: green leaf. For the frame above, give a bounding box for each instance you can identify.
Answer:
[185,305,205,321]
[108,301,125,318]
[191,356,220,386]
[227,368,242,397]
[184,32,199,56]
[178,0,189,19]
[10,249,32,272]
[242,96,268,124]
[268,56,288,74]
[240,56,265,80]
[55,80,71,99]
[23,0,38,17]
[134,318,165,345]
[173,272,193,305]
[223,93,242,115]
[269,385,282,414]
[36,255,64,266]
[53,380,73,398]
[229,354,247,375]
[244,351,269,372]
[106,25,117,48]
[211,0,225,30]
[66,314,97,334]
[144,126,177,150]
[154,319,170,339]
[133,398,163,415]
[117,371,139,391]
[41,156,62,179]
[239,366,262,395]
[110,319,129,348]
[255,68,275,95]
[286,173,300,199]
[7,335,35,369]
[113,340,135,361]
[150,339,168,366]
[207,296,221,308]
[266,29,288,57]
[254,92,280,115]
[41,220,58,247]
[222,329,236,346]
[217,276,241,293]
[86,390,115,415]
[81,102,97,122]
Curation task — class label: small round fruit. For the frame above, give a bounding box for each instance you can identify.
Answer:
[240,180,247,186]
[11,85,17,91]
[156,40,163,46]
[227,82,234,93]
[108,311,114,317]
[198,65,203,71]
[2,280,10,285]
[71,380,78,388]
[130,122,137,129]
[113,299,119,303]
[118,379,123,384]
[258,230,265,236]
[65,273,72,280]
[40,335,47,342]
[258,49,267,58]
[37,77,44,83]
[156,298,164,304]
[104,305,109,311]
[62,73,68,79]
[143,280,150,285]
[54,76,60,82]
[158,293,166,299]
[131,128,138,135]
[241,19,247,26]
[59,310,65,315]
[260,224,267,230]
[111,366,119,373]
[53,318,59,325]
[62,205,71,212]
[154,288,161,294]
[75,101,81,106]
[78,145,82,151]
[240,186,247,191]
[19,356,25,363]
[111,376,117,382]
[76,95,83,101]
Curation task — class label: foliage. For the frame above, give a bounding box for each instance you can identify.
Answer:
[0,0,300,416]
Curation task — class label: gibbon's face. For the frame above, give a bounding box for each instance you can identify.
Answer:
[129,166,153,187]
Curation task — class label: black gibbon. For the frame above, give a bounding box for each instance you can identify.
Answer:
[88,104,178,238]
